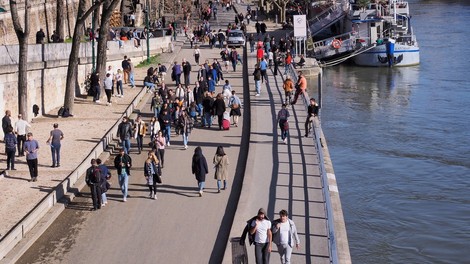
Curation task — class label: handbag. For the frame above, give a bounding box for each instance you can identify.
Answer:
[232,103,239,109]
[283,120,289,130]
[155,173,162,184]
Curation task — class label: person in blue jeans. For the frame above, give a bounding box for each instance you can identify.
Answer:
[128,58,135,88]
[276,104,290,144]
[46,123,64,167]
[160,109,172,146]
[114,149,132,202]
[117,117,133,154]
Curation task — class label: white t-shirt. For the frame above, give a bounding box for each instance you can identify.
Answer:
[278,221,290,244]
[252,219,272,243]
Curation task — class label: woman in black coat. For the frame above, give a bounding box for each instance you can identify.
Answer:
[192,146,209,197]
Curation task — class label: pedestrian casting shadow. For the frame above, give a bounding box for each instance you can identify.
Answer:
[30,185,54,193]
[3,174,30,182]
[76,139,101,143]
[155,184,220,198]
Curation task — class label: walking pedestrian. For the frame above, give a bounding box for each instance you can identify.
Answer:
[24,132,39,182]
[144,151,161,199]
[46,123,64,167]
[172,61,182,86]
[2,110,12,136]
[230,48,238,72]
[250,208,272,264]
[253,64,262,96]
[194,45,201,64]
[291,71,307,105]
[14,114,30,157]
[271,209,301,264]
[277,104,290,144]
[106,65,116,96]
[122,56,130,84]
[213,146,229,192]
[149,116,161,141]
[117,117,133,154]
[104,73,113,105]
[85,159,103,210]
[153,130,166,168]
[4,127,17,170]
[282,77,294,105]
[133,115,147,154]
[191,146,208,197]
[160,109,172,146]
[229,90,242,127]
[178,111,193,149]
[115,69,124,97]
[96,158,111,207]
[128,58,135,88]
[183,59,192,87]
[202,92,214,128]
[213,93,226,130]
[114,148,132,202]
[260,58,268,83]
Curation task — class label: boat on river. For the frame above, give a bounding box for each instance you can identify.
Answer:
[347,0,419,67]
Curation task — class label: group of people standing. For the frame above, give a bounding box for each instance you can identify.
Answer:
[3,110,64,182]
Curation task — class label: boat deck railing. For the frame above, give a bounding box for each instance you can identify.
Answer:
[308,31,359,59]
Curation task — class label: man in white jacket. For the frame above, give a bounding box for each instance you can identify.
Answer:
[271,209,301,264]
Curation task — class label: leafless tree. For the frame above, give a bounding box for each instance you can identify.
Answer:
[9,0,31,119]
[63,0,103,115]
[96,0,121,78]
[56,0,65,41]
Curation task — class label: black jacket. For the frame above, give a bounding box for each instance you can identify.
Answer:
[114,154,132,175]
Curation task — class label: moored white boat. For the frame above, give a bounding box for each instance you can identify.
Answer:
[348,0,419,67]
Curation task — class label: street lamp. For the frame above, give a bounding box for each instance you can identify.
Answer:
[145,0,150,63]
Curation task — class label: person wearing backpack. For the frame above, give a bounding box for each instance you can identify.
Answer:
[230,48,238,72]
[253,64,262,96]
[271,209,301,264]
[86,159,104,210]
[277,104,290,144]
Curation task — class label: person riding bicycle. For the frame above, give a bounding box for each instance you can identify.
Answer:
[305,98,319,137]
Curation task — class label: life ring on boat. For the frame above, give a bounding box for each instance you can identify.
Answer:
[332,39,342,49]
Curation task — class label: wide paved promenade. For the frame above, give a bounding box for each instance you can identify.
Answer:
[2,3,348,264]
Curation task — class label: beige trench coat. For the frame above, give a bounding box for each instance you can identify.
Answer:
[213,154,229,180]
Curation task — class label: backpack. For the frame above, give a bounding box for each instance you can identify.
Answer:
[62,107,70,117]
[279,109,288,120]
[58,107,65,117]
[87,167,101,185]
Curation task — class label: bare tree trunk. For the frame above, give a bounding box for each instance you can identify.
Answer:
[96,0,121,79]
[56,0,65,41]
[10,0,31,120]
[63,0,104,115]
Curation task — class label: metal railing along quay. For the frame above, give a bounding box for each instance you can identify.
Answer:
[287,65,339,264]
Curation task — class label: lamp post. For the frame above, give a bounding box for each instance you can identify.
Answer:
[145,0,150,63]
[91,12,96,72]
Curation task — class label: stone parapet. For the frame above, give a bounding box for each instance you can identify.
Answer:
[0,36,172,139]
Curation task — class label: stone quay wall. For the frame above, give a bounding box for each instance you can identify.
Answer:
[0,0,81,45]
[0,36,172,139]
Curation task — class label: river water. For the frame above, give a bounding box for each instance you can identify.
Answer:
[315,1,470,263]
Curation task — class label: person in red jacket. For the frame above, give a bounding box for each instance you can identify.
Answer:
[256,44,264,63]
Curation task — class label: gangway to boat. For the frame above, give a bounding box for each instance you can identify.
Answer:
[308,31,359,59]
[308,3,347,37]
